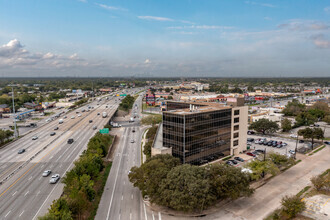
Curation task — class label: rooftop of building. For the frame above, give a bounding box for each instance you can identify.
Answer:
[165,101,232,115]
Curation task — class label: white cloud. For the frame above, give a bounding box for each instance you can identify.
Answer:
[311,35,330,49]
[168,25,234,30]
[137,16,173,22]
[245,1,276,8]
[95,3,127,11]
[144,59,150,64]
[0,39,27,57]
[278,20,330,31]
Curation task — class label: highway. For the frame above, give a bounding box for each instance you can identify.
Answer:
[0,94,122,219]
[96,93,162,220]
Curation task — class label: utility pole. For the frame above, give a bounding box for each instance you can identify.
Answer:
[11,87,18,138]
[294,135,298,160]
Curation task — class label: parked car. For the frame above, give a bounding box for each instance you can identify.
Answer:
[42,170,51,177]
[247,138,254,142]
[255,149,265,154]
[282,142,288,146]
[246,152,256,157]
[290,134,298,138]
[18,149,25,154]
[49,174,60,184]
[289,150,295,154]
[324,141,330,145]
[299,140,304,143]
[247,130,255,135]
[228,159,238,165]
[226,161,235,166]
[276,144,283,148]
[234,157,244,162]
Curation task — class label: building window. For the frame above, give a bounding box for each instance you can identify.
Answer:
[234,125,239,131]
[234,117,239,123]
[233,140,239,146]
[234,110,240,115]
[234,132,239,138]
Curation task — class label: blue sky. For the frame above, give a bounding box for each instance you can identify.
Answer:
[1,0,330,77]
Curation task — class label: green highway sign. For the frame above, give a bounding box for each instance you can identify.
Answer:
[120,94,127,96]
[99,128,109,134]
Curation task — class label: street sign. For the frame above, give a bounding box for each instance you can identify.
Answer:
[120,94,127,96]
[99,128,109,134]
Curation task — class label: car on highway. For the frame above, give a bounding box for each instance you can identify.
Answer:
[67,138,74,144]
[32,136,38,140]
[131,140,135,143]
[63,116,67,119]
[42,170,51,177]
[54,127,59,130]
[50,132,56,136]
[71,116,75,119]
[89,120,93,123]
[299,140,304,143]
[18,149,25,154]
[49,174,60,184]
[97,113,100,115]
[93,126,97,130]
[78,114,82,117]
[132,129,135,133]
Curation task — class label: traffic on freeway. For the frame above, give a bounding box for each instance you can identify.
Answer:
[0,92,126,219]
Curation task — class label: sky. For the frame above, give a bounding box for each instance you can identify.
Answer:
[1,0,330,77]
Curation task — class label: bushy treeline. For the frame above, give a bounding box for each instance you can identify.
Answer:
[39,133,113,220]
[129,154,253,212]
[143,126,158,159]
[119,95,135,111]
[0,129,14,146]
[283,100,330,126]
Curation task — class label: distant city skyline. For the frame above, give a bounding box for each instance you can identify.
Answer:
[1,0,330,77]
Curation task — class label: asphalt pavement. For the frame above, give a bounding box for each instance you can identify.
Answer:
[0,94,122,219]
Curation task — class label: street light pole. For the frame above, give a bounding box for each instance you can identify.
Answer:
[11,87,18,138]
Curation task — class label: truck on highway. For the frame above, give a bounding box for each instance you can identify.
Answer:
[112,123,121,128]
[102,112,107,118]
[59,119,64,124]
[129,117,134,123]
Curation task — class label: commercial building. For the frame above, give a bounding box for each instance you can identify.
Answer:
[155,100,248,165]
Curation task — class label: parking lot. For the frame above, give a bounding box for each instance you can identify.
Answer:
[247,134,310,155]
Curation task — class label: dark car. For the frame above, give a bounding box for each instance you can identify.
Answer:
[255,149,265,154]
[247,130,255,135]
[276,144,283,148]
[247,138,254,142]
[50,132,56,136]
[228,159,238,164]
[54,127,59,130]
[324,141,330,145]
[89,120,93,123]
[299,140,304,143]
[267,142,273,146]
[67,138,74,144]
[18,149,25,154]
[226,161,235,166]
[132,129,135,133]
[234,157,244,162]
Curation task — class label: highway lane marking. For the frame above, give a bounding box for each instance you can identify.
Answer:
[36,191,40,196]
[130,212,132,220]
[131,194,133,199]
[24,191,29,196]
[106,128,128,220]
[152,211,155,220]
[19,210,24,217]
[121,194,123,200]
[28,176,32,181]
[158,212,162,220]
[12,191,17,196]
[5,210,11,218]
[144,203,148,220]
[38,177,42,180]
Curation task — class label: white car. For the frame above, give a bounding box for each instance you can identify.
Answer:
[71,116,75,119]
[78,114,82,117]
[42,170,51,177]
[49,174,60,184]
[131,140,135,143]
[290,134,297,138]
[32,136,38,140]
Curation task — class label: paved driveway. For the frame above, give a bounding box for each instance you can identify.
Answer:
[160,146,330,220]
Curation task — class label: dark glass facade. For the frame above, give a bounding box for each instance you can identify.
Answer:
[163,108,232,165]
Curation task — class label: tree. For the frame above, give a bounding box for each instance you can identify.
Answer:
[294,112,317,127]
[249,118,279,135]
[247,85,254,92]
[324,115,330,124]
[246,159,280,180]
[208,164,254,200]
[38,198,73,220]
[281,195,306,219]
[167,95,173,100]
[267,152,295,167]
[281,118,292,132]
[298,127,324,150]
[282,99,306,116]
[165,87,171,93]
[157,164,215,212]
[128,154,181,198]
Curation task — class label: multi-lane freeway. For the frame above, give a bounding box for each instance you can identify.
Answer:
[0,94,121,219]
[96,93,162,220]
